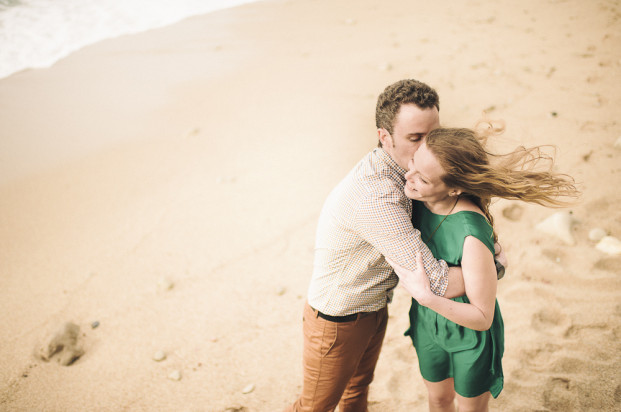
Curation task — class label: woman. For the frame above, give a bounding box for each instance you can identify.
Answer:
[388,127,579,412]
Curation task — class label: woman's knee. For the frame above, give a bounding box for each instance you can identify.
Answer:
[428,391,455,408]
[455,391,490,412]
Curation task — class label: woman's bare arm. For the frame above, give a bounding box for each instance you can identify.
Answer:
[388,236,497,331]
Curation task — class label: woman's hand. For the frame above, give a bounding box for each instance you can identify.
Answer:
[386,252,434,305]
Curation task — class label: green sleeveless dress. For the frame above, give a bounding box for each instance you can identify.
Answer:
[405,201,504,398]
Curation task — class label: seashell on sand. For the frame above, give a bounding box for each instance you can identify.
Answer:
[588,228,607,242]
[614,136,621,149]
[535,211,576,245]
[242,383,255,394]
[595,236,621,255]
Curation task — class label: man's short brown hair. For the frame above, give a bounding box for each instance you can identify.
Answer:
[375,79,440,137]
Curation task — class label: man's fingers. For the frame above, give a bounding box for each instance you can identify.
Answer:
[494,242,502,255]
[415,251,424,271]
[495,249,508,268]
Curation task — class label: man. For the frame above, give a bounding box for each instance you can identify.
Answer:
[286,79,470,412]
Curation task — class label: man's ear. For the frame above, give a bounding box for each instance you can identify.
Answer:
[378,128,393,148]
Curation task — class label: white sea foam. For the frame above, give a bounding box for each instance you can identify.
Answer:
[0,0,262,79]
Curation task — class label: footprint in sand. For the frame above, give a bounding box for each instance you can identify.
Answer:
[543,369,619,411]
[593,256,621,273]
[387,374,403,397]
[549,356,590,374]
[564,323,619,361]
[393,342,413,362]
[384,343,415,397]
[543,377,573,411]
[541,248,566,264]
[583,197,611,221]
[564,322,609,339]
[531,308,572,335]
[36,322,85,366]
[502,204,523,221]
[518,343,561,372]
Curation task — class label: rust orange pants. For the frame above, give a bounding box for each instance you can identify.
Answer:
[286,302,388,412]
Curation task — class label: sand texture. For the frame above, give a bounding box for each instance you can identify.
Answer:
[1,0,620,410]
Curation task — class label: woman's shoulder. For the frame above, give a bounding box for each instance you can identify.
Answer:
[452,197,485,217]
[452,198,495,253]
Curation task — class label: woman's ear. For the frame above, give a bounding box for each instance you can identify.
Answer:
[450,189,462,197]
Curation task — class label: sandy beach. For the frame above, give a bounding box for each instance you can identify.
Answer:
[1,0,620,410]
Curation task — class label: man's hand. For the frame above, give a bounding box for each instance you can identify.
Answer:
[386,253,434,305]
[494,242,508,279]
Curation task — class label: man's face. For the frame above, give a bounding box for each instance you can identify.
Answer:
[379,104,440,171]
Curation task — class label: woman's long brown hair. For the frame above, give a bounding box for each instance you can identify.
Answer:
[425,125,580,243]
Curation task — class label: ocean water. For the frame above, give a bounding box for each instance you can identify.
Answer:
[0,0,262,79]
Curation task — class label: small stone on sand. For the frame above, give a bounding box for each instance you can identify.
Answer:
[582,151,593,161]
[614,136,621,149]
[595,236,621,255]
[158,277,174,291]
[91,321,100,329]
[153,351,166,362]
[168,370,182,381]
[588,228,607,242]
[535,211,576,245]
[225,406,247,412]
[378,63,393,71]
[242,383,255,394]
[187,127,200,137]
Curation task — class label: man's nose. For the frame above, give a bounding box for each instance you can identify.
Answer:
[406,158,415,172]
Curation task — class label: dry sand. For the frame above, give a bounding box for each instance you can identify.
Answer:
[1,0,620,411]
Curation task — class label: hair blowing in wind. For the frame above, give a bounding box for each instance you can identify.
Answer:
[425,125,580,239]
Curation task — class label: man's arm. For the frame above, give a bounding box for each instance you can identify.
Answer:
[404,243,506,299]
[355,188,460,296]
[390,241,498,331]
[444,266,465,298]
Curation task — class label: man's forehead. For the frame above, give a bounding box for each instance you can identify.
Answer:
[394,105,439,128]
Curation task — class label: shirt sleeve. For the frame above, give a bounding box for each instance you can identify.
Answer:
[354,182,449,297]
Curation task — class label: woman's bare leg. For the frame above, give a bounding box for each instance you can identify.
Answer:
[455,391,491,412]
[423,378,456,412]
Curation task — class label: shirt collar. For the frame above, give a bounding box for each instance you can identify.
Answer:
[375,147,407,179]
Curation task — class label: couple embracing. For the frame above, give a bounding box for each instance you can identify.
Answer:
[286,79,578,412]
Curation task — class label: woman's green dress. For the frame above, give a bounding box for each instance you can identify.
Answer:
[405,200,504,398]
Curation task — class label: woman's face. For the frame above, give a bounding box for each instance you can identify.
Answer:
[404,142,451,202]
